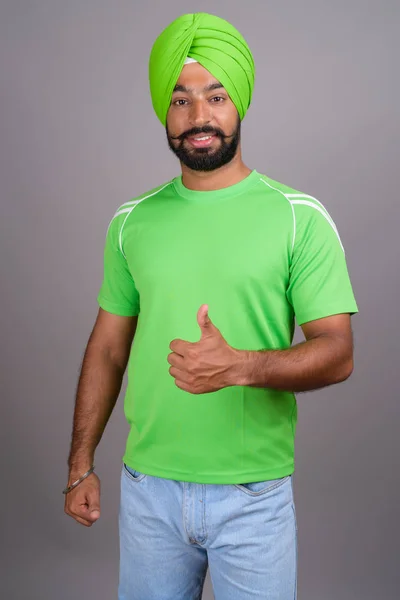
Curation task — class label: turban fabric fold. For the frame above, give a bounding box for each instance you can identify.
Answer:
[149,13,255,126]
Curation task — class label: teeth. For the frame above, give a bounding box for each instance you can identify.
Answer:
[194,135,212,141]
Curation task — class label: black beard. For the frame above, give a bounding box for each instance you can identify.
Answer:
[166,118,241,172]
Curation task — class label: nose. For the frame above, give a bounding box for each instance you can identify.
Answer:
[189,99,212,128]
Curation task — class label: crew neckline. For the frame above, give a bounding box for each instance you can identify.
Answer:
[173,169,260,202]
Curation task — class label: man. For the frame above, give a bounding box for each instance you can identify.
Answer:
[64,12,358,600]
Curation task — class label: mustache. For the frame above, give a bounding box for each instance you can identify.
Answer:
[169,125,234,142]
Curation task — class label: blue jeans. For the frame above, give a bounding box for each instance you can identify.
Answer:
[119,464,297,599]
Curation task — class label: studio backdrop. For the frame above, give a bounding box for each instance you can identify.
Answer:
[0,1,398,599]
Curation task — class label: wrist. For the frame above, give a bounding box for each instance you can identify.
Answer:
[68,457,94,481]
[228,348,253,387]
[230,349,271,387]
[63,465,95,495]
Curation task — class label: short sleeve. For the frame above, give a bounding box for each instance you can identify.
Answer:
[286,201,358,325]
[97,214,140,316]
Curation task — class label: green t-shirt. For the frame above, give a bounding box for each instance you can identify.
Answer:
[97,169,358,483]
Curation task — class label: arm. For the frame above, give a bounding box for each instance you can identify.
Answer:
[169,309,354,395]
[170,196,358,395]
[234,313,354,392]
[235,192,358,393]
[68,307,137,474]
[65,308,137,526]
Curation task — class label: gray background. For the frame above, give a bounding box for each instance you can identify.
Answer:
[1,1,398,598]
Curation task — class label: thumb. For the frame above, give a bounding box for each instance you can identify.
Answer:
[87,494,101,521]
[197,304,214,336]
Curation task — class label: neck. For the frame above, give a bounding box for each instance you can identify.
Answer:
[180,152,252,192]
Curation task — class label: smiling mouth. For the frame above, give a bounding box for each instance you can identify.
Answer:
[186,134,217,148]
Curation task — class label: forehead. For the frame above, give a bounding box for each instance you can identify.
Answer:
[175,62,221,90]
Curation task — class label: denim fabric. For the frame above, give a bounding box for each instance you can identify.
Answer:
[119,464,297,599]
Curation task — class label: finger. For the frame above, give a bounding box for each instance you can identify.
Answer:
[73,514,94,527]
[86,491,101,521]
[167,352,185,368]
[197,305,218,339]
[169,366,190,382]
[174,378,196,393]
[74,500,100,522]
[169,339,192,356]
[65,505,93,527]
[197,304,209,331]
[70,503,100,524]
[66,492,98,520]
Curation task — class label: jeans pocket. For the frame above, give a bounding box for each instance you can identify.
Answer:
[123,463,147,483]
[234,475,290,496]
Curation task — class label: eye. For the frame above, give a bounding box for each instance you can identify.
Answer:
[210,96,224,103]
[173,98,188,106]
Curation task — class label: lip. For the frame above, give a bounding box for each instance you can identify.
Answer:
[186,134,217,148]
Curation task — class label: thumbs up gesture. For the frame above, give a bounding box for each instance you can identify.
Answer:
[168,305,239,394]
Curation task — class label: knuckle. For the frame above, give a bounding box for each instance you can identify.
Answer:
[187,348,197,360]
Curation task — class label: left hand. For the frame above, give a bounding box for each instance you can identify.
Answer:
[168,304,239,394]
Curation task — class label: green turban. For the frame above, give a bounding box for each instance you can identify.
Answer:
[149,12,255,126]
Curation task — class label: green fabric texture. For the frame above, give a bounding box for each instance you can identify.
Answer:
[148,12,255,125]
[97,171,358,484]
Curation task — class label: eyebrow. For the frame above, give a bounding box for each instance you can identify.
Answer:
[172,82,225,93]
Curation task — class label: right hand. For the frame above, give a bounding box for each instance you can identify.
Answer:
[64,472,101,527]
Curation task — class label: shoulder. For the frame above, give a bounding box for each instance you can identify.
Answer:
[258,173,344,253]
[259,173,338,228]
[106,178,174,235]
[257,173,296,205]
[111,179,174,223]
[259,174,322,210]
